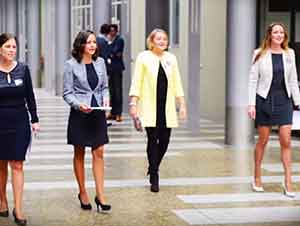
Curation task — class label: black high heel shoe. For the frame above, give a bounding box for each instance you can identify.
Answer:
[0,209,9,217]
[12,209,27,226]
[78,194,92,210]
[94,196,111,212]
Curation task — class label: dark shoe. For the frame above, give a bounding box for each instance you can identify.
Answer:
[106,114,116,120]
[0,209,9,217]
[150,184,159,192]
[116,115,123,122]
[94,196,111,213]
[149,173,159,192]
[12,209,27,226]
[78,194,92,210]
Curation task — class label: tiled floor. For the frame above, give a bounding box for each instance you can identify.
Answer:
[1,89,300,226]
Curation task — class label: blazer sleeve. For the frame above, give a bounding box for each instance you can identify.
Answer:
[129,53,144,97]
[172,55,184,97]
[100,60,110,100]
[62,61,80,110]
[248,50,260,106]
[111,37,124,58]
[289,49,300,106]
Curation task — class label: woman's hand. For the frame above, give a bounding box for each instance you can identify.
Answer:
[248,105,256,120]
[129,105,138,119]
[79,104,92,113]
[32,123,40,133]
[103,98,110,107]
[129,97,138,119]
[179,105,187,121]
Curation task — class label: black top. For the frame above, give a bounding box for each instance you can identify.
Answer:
[0,62,38,123]
[269,53,287,96]
[156,63,168,127]
[86,63,99,107]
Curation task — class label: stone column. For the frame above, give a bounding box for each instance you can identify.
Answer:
[55,0,70,95]
[6,0,17,34]
[93,0,111,32]
[225,0,257,148]
[27,0,41,87]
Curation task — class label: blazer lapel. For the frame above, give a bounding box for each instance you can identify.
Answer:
[92,60,101,90]
[82,63,92,91]
[160,55,172,78]
[149,53,159,78]
[265,50,273,80]
[282,51,288,80]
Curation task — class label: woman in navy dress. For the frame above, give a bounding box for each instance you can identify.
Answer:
[248,23,300,197]
[63,30,111,212]
[0,33,39,225]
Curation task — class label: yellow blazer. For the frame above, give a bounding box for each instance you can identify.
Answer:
[129,50,184,128]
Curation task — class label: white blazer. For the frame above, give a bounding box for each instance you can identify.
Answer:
[248,48,300,106]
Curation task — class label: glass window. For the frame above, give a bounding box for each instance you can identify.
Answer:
[71,0,93,41]
[111,0,122,26]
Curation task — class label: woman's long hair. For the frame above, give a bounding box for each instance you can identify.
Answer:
[254,22,289,63]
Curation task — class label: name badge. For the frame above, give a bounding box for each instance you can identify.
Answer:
[14,79,23,86]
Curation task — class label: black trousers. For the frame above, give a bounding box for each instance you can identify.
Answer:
[145,127,171,175]
[108,71,123,116]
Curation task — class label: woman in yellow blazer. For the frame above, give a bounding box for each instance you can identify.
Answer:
[129,29,186,192]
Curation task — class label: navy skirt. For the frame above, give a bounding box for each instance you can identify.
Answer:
[255,93,293,126]
[0,107,31,160]
[67,108,109,148]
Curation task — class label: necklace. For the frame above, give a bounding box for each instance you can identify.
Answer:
[0,61,16,84]
[7,73,11,84]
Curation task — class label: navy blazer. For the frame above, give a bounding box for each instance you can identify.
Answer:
[107,35,125,73]
[96,35,109,60]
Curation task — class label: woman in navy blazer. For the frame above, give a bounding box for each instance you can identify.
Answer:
[248,22,300,197]
[63,30,111,212]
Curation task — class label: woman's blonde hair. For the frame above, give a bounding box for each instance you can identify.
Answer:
[254,22,289,63]
[146,28,169,50]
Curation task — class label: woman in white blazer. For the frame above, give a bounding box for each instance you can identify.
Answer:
[248,22,300,197]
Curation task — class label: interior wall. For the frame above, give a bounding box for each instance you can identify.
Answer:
[199,0,227,122]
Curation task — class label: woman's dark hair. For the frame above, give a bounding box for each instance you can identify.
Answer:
[100,24,110,35]
[0,33,17,47]
[71,30,99,63]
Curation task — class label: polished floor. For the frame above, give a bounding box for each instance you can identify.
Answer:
[0,89,300,226]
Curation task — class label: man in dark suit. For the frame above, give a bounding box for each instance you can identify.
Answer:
[106,24,125,122]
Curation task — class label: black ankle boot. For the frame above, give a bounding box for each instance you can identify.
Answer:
[150,173,159,192]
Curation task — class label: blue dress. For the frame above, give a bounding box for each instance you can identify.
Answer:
[67,63,109,148]
[255,53,293,126]
[0,62,38,160]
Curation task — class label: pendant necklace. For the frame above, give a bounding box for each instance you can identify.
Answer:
[7,73,11,84]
